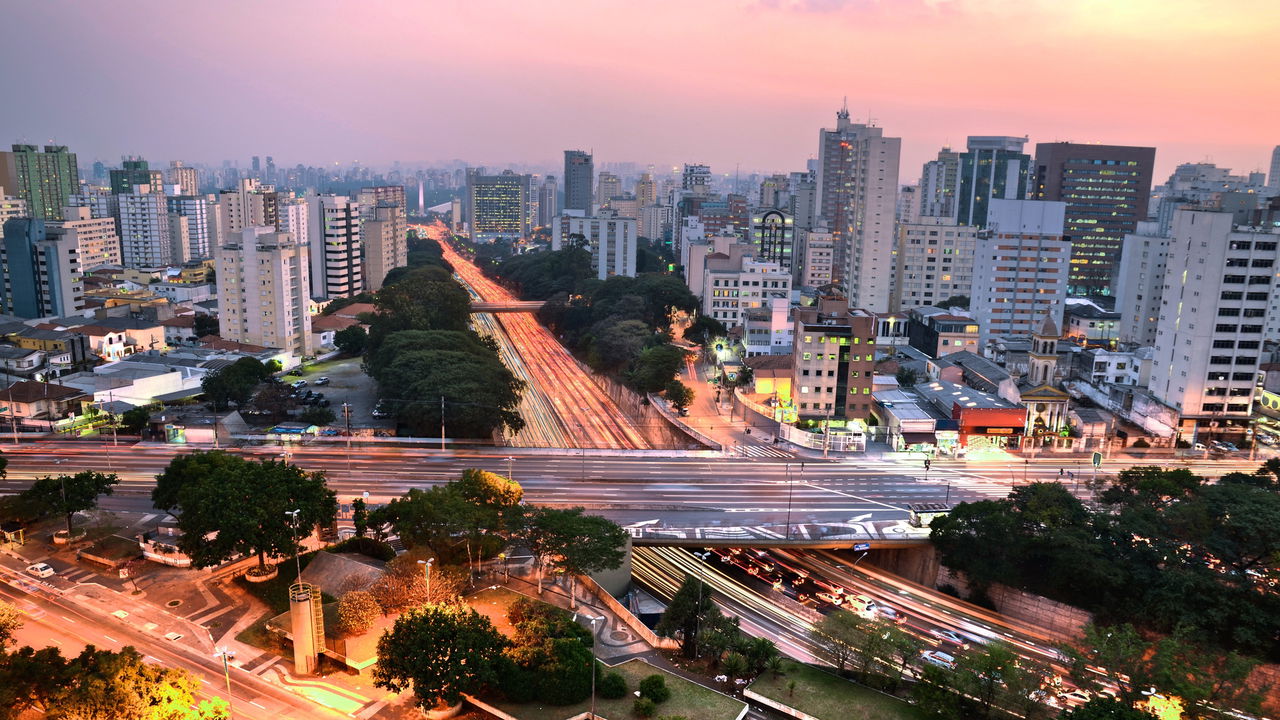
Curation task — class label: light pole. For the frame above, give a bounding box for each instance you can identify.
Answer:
[342,403,353,482]
[784,464,795,541]
[505,455,514,481]
[575,613,604,718]
[214,645,236,719]
[691,551,712,657]
[417,558,434,602]
[285,509,303,583]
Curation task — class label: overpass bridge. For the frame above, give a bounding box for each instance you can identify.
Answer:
[470,300,548,312]
[624,518,932,549]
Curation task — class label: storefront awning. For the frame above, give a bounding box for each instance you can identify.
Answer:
[902,432,937,445]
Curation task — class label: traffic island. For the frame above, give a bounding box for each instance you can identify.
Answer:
[746,662,925,720]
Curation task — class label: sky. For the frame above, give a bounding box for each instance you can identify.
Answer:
[2,0,1277,183]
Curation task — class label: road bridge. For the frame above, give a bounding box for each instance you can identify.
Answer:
[470,300,548,312]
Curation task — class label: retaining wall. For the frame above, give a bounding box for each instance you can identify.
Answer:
[936,565,1093,639]
[572,358,708,450]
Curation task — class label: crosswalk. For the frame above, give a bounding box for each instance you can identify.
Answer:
[734,444,795,458]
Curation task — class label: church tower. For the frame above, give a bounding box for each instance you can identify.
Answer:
[1028,312,1059,386]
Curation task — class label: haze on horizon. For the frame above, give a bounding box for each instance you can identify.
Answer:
[1,0,1275,179]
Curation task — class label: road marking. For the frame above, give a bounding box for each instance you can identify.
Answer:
[102,634,118,643]
[60,615,76,623]
[804,483,909,512]
[249,701,267,710]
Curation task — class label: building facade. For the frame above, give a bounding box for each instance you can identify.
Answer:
[362,202,408,291]
[892,217,977,311]
[118,186,173,268]
[167,161,199,196]
[551,210,637,280]
[110,159,163,195]
[750,209,794,271]
[1114,221,1170,347]
[216,227,314,355]
[970,199,1070,346]
[1,218,85,318]
[0,145,79,221]
[467,171,532,243]
[307,194,362,299]
[563,150,593,214]
[956,136,1031,228]
[165,194,213,262]
[48,207,121,270]
[791,299,877,420]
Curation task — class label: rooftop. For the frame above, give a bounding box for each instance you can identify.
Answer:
[915,379,1017,412]
[0,380,86,404]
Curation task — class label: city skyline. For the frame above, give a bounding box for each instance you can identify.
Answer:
[2,0,1275,181]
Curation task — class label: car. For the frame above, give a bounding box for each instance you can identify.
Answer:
[815,592,844,606]
[1193,442,1207,451]
[920,650,957,670]
[288,368,304,376]
[313,377,330,386]
[876,604,907,624]
[372,406,392,418]
[928,628,971,649]
[1059,689,1092,706]
[291,380,307,389]
[26,563,55,579]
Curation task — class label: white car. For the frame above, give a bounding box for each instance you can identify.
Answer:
[26,563,55,578]
[1059,689,1092,706]
[920,650,957,670]
[928,628,971,649]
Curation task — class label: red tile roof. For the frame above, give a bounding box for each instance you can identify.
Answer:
[0,380,86,404]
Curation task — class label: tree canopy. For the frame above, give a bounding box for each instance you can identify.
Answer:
[654,575,718,659]
[19,471,118,536]
[200,357,271,410]
[373,603,510,710]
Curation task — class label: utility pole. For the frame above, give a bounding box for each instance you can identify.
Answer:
[440,396,446,451]
[784,463,794,541]
[343,403,353,482]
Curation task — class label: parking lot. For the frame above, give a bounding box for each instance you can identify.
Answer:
[286,356,387,430]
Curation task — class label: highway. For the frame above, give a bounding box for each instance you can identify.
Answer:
[438,238,652,450]
[469,309,576,448]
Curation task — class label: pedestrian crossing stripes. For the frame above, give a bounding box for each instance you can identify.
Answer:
[735,444,795,458]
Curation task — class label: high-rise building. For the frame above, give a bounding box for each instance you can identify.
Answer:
[681,164,712,197]
[165,194,213,262]
[635,173,657,209]
[563,150,593,214]
[467,171,532,242]
[1113,221,1170,347]
[791,297,877,421]
[118,186,173,268]
[167,161,199,196]
[897,185,920,225]
[0,187,28,224]
[701,243,791,329]
[0,145,79,221]
[797,228,835,289]
[217,179,278,241]
[48,207,121,270]
[597,172,622,205]
[750,209,795,271]
[758,174,789,209]
[893,217,978,311]
[276,196,308,249]
[1270,146,1280,191]
[1149,209,1280,444]
[1033,142,1156,296]
[788,171,817,230]
[217,227,314,355]
[307,195,362,299]
[551,210,637,280]
[919,147,960,219]
[363,202,408,291]
[970,199,1070,346]
[110,159,164,196]
[957,136,1031,228]
[537,176,558,227]
[638,204,671,243]
[815,104,901,309]
[1,218,85,318]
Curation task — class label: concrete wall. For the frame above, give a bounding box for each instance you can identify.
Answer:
[936,565,1093,639]
[578,572,678,651]
[573,358,707,450]
[867,546,939,587]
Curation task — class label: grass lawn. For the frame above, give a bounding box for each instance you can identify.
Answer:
[749,662,925,720]
[489,658,745,720]
[235,551,336,614]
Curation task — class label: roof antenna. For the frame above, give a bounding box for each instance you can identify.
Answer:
[838,97,849,120]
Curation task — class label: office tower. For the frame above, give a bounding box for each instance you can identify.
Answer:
[217,179,278,240]
[0,188,27,224]
[791,297,877,421]
[110,158,163,195]
[363,202,408,291]
[165,194,213,262]
[467,171,532,242]
[358,185,406,220]
[0,145,80,220]
[118,186,172,268]
[167,161,199,196]
[635,173,657,209]
[49,207,121,270]
[1149,209,1280,443]
[897,185,920,225]
[536,176,558,227]
[217,227,314,355]
[970,199,1071,346]
[788,171,817,230]
[597,172,622,205]
[919,147,960,219]
[1,218,85,318]
[1270,146,1280,191]
[893,217,978,311]
[957,136,1031,227]
[307,195,362,299]
[1033,141,1156,296]
[638,204,671,242]
[758,174,788,209]
[251,156,261,177]
[797,228,835,289]
[681,164,712,197]
[750,209,795,271]
[815,104,901,309]
[563,150,593,213]
[1114,221,1170,347]
[551,210,637,279]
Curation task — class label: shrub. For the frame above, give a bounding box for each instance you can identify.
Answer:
[330,536,396,562]
[598,671,627,699]
[633,697,657,718]
[335,590,381,636]
[638,674,671,704]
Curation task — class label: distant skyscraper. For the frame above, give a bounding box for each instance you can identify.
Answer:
[167,161,199,196]
[597,172,622,204]
[957,136,1031,228]
[1033,142,1156,296]
[537,176,558,227]
[564,150,593,213]
[681,164,712,197]
[217,227,313,355]
[1,218,85,318]
[815,103,901,310]
[635,173,657,208]
[467,171,532,242]
[1270,145,1280,190]
[307,194,362,299]
[110,158,163,195]
[0,145,80,221]
[919,147,960,219]
[970,199,1071,346]
[118,185,172,268]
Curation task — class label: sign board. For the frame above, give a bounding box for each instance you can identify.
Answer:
[852,542,871,552]
[1092,451,1103,468]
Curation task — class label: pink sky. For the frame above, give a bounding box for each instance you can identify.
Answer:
[2,0,1276,181]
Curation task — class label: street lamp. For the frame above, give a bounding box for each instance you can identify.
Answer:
[574,613,605,718]
[285,509,303,583]
[784,464,795,541]
[505,455,514,481]
[417,558,434,602]
[214,646,236,719]
[691,551,712,658]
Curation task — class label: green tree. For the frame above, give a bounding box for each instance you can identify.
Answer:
[936,295,969,310]
[0,599,21,648]
[333,326,368,355]
[525,507,626,608]
[20,471,118,536]
[351,497,369,538]
[298,405,336,426]
[683,315,728,346]
[119,407,151,434]
[956,642,1021,718]
[336,590,381,636]
[810,608,866,672]
[503,598,594,706]
[1059,698,1155,720]
[589,320,652,373]
[152,451,337,573]
[721,651,748,680]
[200,357,270,410]
[54,645,210,720]
[629,344,685,393]
[0,645,74,718]
[654,575,718,659]
[895,367,918,386]
[910,663,965,719]
[193,314,219,338]
[453,468,524,537]
[373,486,471,557]
[373,603,510,711]
[665,380,694,411]
[250,383,295,423]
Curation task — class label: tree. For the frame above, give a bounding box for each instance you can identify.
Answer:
[525,507,626,607]
[193,314,219,338]
[373,603,510,710]
[936,295,969,310]
[629,344,685,394]
[53,645,210,720]
[911,663,965,719]
[201,357,270,410]
[0,599,21,648]
[721,651,748,680]
[369,552,467,611]
[665,380,694,411]
[683,315,728,346]
[589,320,652,373]
[503,598,594,706]
[0,646,75,719]
[373,486,472,558]
[20,471,118,536]
[895,367,918,387]
[298,406,336,426]
[351,497,369,538]
[810,609,866,672]
[336,591,381,636]
[119,407,151,434]
[453,468,523,537]
[250,383,295,423]
[334,326,368,355]
[1060,698,1155,720]
[956,642,1021,718]
[152,451,337,573]
[654,576,718,658]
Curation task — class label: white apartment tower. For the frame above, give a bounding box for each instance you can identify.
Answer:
[551,210,637,279]
[363,202,408,291]
[167,161,199,196]
[1114,221,1171,347]
[118,185,172,268]
[48,207,121,270]
[216,227,314,355]
[815,104,901,310]
[893,217,977,311]
[165,194,213,261]
[307,194,362,299]
[1150,209,1280,442]
[970,199,1070,346]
